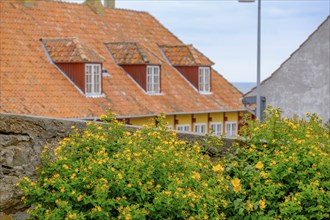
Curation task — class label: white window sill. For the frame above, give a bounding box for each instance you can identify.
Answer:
[85,93,106,98]
[199,91,212,95]
[146,92,164,96]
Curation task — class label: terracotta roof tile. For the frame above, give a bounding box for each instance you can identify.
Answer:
[41,37,105,63]
[105,42,161,65]
[0,0,242,118]
[160,45,214,66]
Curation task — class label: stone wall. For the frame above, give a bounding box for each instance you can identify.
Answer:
[0,114,88,218]
[0,113,236,219]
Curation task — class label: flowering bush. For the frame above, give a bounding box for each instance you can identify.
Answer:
[17,108,330,219]
[18,114,228,219]
[221,107,330,219]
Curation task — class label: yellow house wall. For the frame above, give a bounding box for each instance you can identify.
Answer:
[226,112,238,122]
[129,116,154,126]
[127,111,243,134]
[194,113,208,124]
[175,114,192,131]
[164,115,174,128]
[193,113,208,132]
[209,112,224,123]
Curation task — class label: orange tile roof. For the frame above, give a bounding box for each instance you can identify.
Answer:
[41,37,105,63]
[160,45,214,66]
[0,0,243,118]
[105,42,161,65]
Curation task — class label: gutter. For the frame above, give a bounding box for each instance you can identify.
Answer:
[75,108,247,121]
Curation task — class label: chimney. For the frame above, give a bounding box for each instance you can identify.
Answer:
[85,0,104,15]
[21,0,35,8]
[104,0,115,9]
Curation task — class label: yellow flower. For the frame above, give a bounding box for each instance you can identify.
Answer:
[255,161,264,169]
[212,164,224,173]
[100,114,107,120]
[270,160,276,166]
[246,201,253,212]
[118,173,123,180]
[260,171,268,178]
[259,199,266,210]
[231,178,242,193]
[77,195,84,202]
[67,212,77,219]
[221,199,228,208]
[191,171,201,180]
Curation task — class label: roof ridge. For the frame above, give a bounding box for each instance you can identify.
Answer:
[188,45,214,66]
[72,38,88,62]
[186,45,198,65]
[107,7,149,14]
[135,42,149,63]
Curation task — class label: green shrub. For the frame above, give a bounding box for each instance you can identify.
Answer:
[18,114,227,219]
[17,108,330,219]
[221,107,330,219]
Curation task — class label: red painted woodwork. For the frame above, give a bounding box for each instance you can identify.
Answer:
[121,65,147,91]
[175,66,199,90]
[57,63,86,92]
[56,63,103,94]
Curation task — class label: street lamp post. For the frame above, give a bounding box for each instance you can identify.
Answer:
[239,0,262,120]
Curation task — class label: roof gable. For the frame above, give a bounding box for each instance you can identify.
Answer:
[105,42,160,65]
[160,45,214,66]
[41,37,105,63]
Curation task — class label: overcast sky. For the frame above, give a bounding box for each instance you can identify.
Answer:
[69,0,329,82]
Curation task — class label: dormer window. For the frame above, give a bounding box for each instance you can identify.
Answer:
[105,42,162,94]
[41,37,105,97]
[160,45,214,94]
[199,67,210,93]
[147,65,160,94]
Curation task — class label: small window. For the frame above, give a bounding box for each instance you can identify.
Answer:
[210,122,222,136]
[177,124,190,132]
[194,123,207,134]
[225,122,237,137]
[199,67,210,93]
[85,64,101,96]
[147,66,160,94]
[167,125,173,130]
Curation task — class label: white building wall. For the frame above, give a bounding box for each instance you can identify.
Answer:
[247,17,330,122]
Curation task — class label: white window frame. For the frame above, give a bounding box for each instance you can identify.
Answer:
[85,64,101,96]
[194,123,207,134]
[176,124,190,132]
[210,122,222,136]
[225,122,237,137]
[147,65,160,94]
[198,67,211,93]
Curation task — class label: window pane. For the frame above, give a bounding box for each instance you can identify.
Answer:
[201,125,206,133]
[86,64,101,95]
[147,66,160,93]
